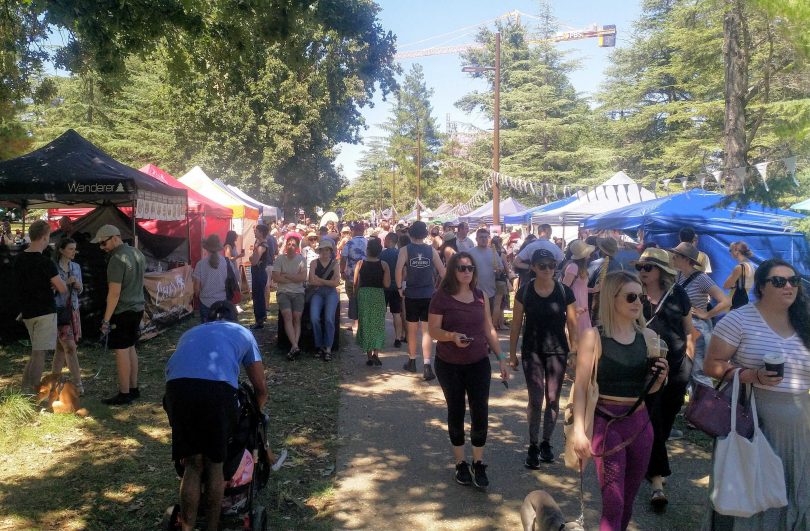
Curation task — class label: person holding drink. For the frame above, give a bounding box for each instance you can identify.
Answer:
[428,252,508,489]
[571,271,669,530]
[704,259,810,529]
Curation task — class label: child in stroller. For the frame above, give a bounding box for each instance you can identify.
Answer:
[163,382,277,531]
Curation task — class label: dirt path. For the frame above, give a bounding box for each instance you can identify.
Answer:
[333,309,713,530]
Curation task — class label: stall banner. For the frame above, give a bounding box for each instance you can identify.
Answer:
[141,265,193,339]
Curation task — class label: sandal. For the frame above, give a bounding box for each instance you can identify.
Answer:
[323,351,332,362]
[650,489,668,512]
[287,348,300,361]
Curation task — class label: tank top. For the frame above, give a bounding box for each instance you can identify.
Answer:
[358,260,384,289]
[596,332,648,398]
[315,259,335,281]
[252,242,269,271]
[405,243,435,299]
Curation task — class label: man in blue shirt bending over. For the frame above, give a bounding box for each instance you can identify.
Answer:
[164,301,267,531]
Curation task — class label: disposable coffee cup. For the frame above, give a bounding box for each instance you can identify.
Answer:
[763,353,785,378]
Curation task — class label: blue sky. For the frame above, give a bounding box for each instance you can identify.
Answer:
[335,0,642,180]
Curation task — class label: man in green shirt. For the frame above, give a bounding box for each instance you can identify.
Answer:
[92,225,146,406]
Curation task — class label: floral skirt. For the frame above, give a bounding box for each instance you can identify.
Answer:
[356,287,386,352]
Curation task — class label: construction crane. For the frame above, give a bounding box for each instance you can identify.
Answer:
[395,11,616,60]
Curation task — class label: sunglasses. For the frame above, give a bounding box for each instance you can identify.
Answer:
[765,275,801,288]
[618,292,642,303]
[99,236,114,247]
[534,262,556,271]
[634,264,655,273]
[456,265,476,273]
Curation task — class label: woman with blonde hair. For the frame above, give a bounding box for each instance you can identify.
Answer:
[723,241,756,309]
[572,271,669,530]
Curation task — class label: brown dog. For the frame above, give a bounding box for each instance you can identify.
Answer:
[520,490,584,531]
[36,374,88,416]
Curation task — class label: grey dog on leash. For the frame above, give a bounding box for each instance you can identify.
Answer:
[520,490,585,531]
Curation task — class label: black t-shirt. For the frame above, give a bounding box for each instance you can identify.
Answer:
[516,280,576,355]
[642,283,691,361]
[13,250,59,319]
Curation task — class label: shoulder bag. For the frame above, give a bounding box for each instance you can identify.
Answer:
[710,369,787,517]
[685,367,754,439]
[730,263,749,309]
[225,260,242,304]
[563,327,602,470]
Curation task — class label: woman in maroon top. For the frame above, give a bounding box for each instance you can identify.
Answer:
[428,252,509,489]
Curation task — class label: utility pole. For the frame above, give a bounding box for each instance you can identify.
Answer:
[391,163,397,221]
[416,114,422,221]
[462,31,501,231]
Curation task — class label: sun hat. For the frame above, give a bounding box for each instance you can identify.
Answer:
[90,224,121,243]
[630,247,677,275]
[202,234,224,252]
[442,232,457,243]
[596,237,618,257]
[670,242,700,265]
[306,231,318,239]
[318,238,335,250]
[568,239,596,260]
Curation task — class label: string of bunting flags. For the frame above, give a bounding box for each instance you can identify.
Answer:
[449,155,800,216]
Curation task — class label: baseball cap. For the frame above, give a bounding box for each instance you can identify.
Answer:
[91,224,121,243]
[531,248,557,264]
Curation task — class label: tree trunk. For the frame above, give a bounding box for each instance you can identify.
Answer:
[723,0,748,192]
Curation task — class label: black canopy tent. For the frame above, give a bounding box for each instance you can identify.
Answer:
[0,129,187,215]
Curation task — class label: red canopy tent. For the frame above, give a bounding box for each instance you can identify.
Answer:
[50,165,233,265]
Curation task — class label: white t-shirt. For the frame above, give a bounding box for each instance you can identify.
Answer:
[713,304,810,393]
[456,236,475,252]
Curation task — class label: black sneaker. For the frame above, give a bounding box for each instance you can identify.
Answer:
[539,441,554,463]
[129,387,140,399]
[525,443,541,469]
[366,357,374,366]
[471,461,489,488]
[102,392,133,406]
[454,461,472,485]
[394,339,402,348]
[372,353,382,366]
[423,363,436,381]
[403,359,417,372]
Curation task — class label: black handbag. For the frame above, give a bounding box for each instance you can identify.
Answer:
[730,264,749,309]
[57,287,72,326]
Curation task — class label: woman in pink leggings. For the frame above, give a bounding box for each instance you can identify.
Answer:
[571,271,669,530]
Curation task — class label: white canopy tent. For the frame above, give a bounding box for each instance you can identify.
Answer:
[530,171,655,239]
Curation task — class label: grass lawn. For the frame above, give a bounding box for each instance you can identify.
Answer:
[0,299,341,530]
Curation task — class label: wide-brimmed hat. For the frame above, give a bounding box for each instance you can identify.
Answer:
[306,231,318,239]
[442,232,457,243]
[202,234,223,252]
[630,247,676,275]
[597,237,618,257]
[568,239,596,260]
[670,242,700,265]
[90,224,121,243]
[318,238,335,250]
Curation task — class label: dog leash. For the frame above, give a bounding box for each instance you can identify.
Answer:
[89,325,114,381]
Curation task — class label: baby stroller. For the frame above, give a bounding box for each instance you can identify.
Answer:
[163,382,271,530]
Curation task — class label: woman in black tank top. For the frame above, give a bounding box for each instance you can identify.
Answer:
[353,238,390,366]
[571,271,669,530]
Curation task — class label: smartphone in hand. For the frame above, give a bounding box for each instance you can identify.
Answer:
[459,335,474,344]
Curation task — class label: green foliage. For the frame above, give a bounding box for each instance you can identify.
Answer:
[0,389,36,436]
[599,0,810,204]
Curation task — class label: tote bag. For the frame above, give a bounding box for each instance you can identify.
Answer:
[563,329,602,470]
[710,370,787,517]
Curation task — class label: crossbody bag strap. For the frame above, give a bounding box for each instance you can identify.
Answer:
[644,282,676,326]
[680,271,700,289]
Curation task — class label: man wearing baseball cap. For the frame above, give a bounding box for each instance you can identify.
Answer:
[92,224,146,405]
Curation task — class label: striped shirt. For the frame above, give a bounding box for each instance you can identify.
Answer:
[677,271,716,312]
[713,304,810,393]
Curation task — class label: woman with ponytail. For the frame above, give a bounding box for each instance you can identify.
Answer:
[193,235,237,323]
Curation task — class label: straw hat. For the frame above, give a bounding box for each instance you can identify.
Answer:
[670,242,700,265]
[630,247,677,275]
[597,237,618,257]
[568,239,596,260]
[202,234,223,252]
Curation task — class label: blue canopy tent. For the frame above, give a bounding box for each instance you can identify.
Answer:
[583,190,809,283]
[503,195,578,225]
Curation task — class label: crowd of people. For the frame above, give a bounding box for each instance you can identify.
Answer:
[8,211,809,531]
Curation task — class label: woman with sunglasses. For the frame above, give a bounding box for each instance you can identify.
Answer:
[633,248,695,511]
[704,259,810,530]
[428,252,507,489]
[571,271,669,530]
[509,248,579,467]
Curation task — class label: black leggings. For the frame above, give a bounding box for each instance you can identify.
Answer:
[434,356,492,447]
[645,354,692,478]
[522,352,567,444]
